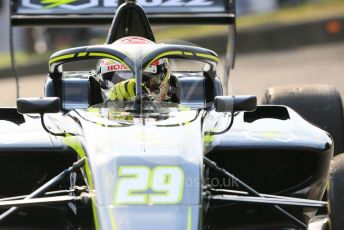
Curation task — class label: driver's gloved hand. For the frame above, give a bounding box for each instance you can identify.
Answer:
[108,79,149,101]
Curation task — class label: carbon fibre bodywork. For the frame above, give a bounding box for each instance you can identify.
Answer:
[0,103,332,229]
[206,106,332,229]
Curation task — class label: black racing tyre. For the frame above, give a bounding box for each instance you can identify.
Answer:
[262,85,344,155]
[329,153,344,230]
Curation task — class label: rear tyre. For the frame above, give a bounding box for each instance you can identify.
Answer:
[262,84,344,155]
[329,153,344,230]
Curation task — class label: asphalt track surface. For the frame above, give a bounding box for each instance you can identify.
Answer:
[0,42,343,106]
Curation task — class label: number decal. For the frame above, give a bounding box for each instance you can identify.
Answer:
[150,166,184,204]
[114,166,185,205]
[114,166,150,204]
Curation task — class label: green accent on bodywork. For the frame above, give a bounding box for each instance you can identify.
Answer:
[49,54,75,65]
[86,161,99,230]
[195,53,219,63]
[87,107,100,113]
[91,198,100,230]
[108,209,118,230]
[179,106,191,111]
[63,134,99,230]
[187,206,192,230]
[146,51,183,67]
[146,50,218,68]
[63,133,85,158]
[85,160,99,230]
[78,52,88,57]
[41,0,77,9]
[204,131,214,145]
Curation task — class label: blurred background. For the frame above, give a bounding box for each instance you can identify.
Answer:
[0,0,343,105]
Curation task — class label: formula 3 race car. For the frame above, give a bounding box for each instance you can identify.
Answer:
[1,0,344,230]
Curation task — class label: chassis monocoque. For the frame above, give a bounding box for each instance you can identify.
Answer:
[0,1,341,230]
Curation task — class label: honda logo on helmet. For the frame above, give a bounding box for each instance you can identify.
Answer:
[22,0,98,10]
[107,64,128,71]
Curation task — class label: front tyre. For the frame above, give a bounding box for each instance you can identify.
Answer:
[329,153,344,230]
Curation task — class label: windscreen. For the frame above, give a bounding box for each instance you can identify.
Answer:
[85,101,199,127]
[97,52,217,110]
[79,52,232,145]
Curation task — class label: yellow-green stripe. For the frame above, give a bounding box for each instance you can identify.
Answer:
[196,53,219,63]
[108,208,118,230]
[187,206,192,230]
[91,198,100,230]
[49,54,75,65]
[78,52,88,57]
[147,51,183,67]
[63,134,85,158]
[85,161,99,230]
[63,135,99,230]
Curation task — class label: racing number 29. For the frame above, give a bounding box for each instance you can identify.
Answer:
[114,166,185,205]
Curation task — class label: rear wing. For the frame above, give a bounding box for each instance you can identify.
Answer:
[10,0,236,96]
[11,0,235,26]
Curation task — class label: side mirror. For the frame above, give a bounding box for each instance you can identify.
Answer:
[215,95,257,112]
[17,97,61,114]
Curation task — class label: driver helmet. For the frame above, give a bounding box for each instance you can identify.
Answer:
[97,36,170,101]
